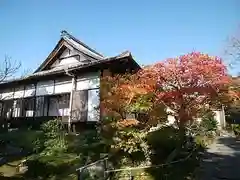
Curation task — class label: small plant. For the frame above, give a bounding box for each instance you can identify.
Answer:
[232,124,240,137]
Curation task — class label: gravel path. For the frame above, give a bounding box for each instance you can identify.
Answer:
[198,135,240,180]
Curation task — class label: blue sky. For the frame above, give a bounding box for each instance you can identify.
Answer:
[0,0,239,75]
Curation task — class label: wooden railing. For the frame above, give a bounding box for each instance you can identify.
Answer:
[76,140,196,179]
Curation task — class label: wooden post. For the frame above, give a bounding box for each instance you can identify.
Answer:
[77,169,83,180]
[33,83,37,119]
[103,158,108,179]
[68,76,76,132]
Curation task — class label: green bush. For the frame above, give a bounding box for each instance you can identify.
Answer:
[194,135,208,148]
[41,118,65,138]
[40,119,68,155]
[200,110,218,133]
[147,126,182,164]
[67,129,106,162]
[26,119,81,180]
[232,124,240,137]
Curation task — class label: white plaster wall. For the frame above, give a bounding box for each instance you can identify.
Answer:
[76,73,100,91]
[24,84,36,97]
[1,89,14,100]
[213,110,221,126]
[54,77,72,94]
[213,110,226,129]
[0,73,99,100]
[14,86,24,98]
[59,56,79,66]
[36,80,54,96]
[60,48,70,58]
[50,49,87,68]
[166,108,226,129]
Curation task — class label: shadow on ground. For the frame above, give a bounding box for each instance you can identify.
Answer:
[198,136,240,180]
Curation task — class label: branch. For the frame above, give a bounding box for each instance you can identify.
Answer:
[225,35,240,71]
[0,56,21,83]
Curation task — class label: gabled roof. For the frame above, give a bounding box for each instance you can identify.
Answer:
[0,31,141,86]
[35,30,104,72]
[0,50,140,86]
[62,30,104,58]
[32,50,135,78]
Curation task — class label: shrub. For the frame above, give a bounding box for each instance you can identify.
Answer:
[147,126,182,163]
[40,119,67,155]
[200,110,218,133]
[67,129,106,162]
[27,119,80,180]
[232,124,240,137]
[41,118,65,139]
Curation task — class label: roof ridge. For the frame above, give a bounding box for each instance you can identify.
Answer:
[61,30,104,57]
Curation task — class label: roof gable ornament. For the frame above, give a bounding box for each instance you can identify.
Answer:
[61,30,70,38]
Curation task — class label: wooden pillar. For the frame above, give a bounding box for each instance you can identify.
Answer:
[21,85,26,117]
[10,87,15,119]
[68,76,76,132]
[33,83,37,119]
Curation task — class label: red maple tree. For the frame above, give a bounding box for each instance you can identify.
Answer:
[138,52,230,128]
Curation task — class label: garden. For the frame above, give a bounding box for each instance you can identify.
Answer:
[0,52,239,180]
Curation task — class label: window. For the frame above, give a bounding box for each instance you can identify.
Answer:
[49,94,70,117]
[35,97,44,117]
[72,90,88,121]
[71,89,100,122]
[12,99,24,117]
[2,100,14,119]
[58,94,70,116]
[35,96,48,117]
[88,89,100,121]
[23,98,34,117]
[48,96,58,116]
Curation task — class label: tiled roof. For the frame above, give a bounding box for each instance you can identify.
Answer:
[0,51,136,85]
[0,30,140,86]
[35,31,105,72]
[61,30,104,59]
[31,50,132,77]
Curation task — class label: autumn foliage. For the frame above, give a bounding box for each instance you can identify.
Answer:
[101,52,230,129]
[139,52,230,127]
